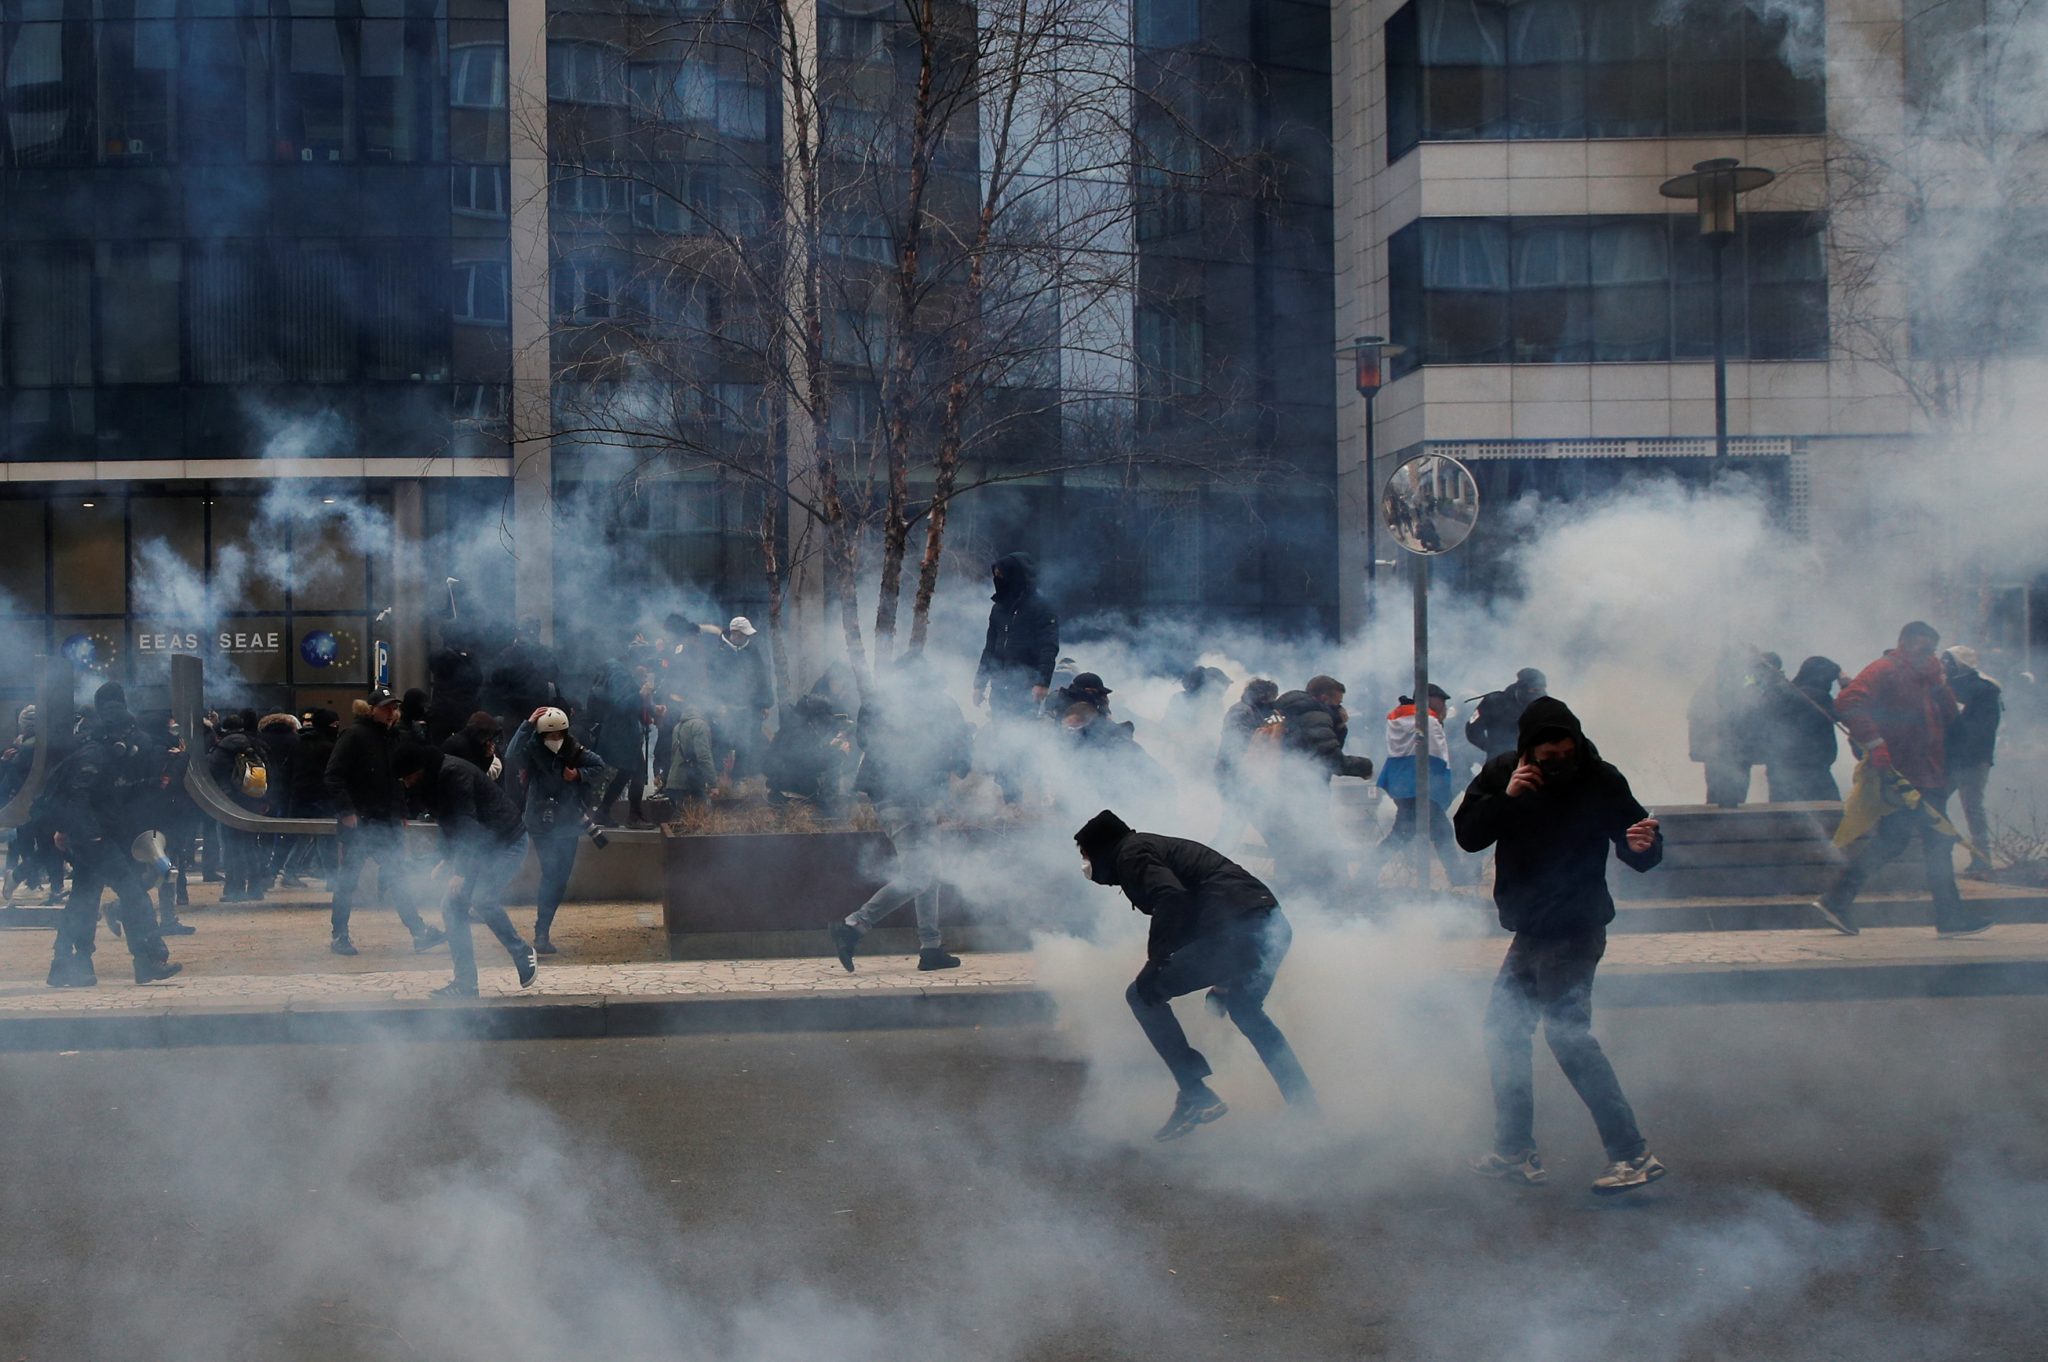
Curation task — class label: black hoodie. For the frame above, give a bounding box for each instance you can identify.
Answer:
[395,745,524,854]
[1075,810,1278,963]
[975,553,1059,702]
[1453,696,1661,937]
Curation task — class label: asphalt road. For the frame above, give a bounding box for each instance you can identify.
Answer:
[2,997,2045,1362]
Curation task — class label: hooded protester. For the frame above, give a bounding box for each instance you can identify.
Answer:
[1763,656,1844,803]
[1074,810,1315,1142]
[1688,651,1764,807]
[1454,695,1668,1195]
[1377,684,1471,886]
[504,706,604,954]
[829,657,975,974]
[393,743,538,998]
[324,687,446,957]
[1252,677,1374,897]
[440,711,504,780]
[398,688,431,746]
[36,685,182,987]
[426,624,485,744]
[1465,668,1548,763]
[974,553,1059,717]
[585,657,652,827]
[1943,645,2003,876]
[1811,623,1989,938]
[208,711,271,903]
[1054,672,1116,722]
[275,706,342,886]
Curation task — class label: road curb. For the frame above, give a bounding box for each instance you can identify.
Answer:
[1,961,2043,1052]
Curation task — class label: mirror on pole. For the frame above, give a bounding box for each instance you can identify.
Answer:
[1381,453,1480,556]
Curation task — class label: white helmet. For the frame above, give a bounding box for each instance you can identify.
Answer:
[534,707,570,735]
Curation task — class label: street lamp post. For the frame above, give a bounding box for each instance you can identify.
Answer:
[1343,335,1404,598]
[1659,158,1775,459]
[1382,453,1479,896]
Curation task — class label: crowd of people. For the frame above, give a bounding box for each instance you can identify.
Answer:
[0,551,2034,1161]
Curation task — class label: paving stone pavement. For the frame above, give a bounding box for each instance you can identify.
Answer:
[2,878,2045,1018]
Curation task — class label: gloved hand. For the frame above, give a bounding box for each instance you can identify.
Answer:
[1866,742,1892,771]
[1132,962,1166,1008]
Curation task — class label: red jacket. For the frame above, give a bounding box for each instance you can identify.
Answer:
[1835,649,1957,791]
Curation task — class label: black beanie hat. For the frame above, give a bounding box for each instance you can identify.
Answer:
[1075,809,1133,859]
[93,681,128,713]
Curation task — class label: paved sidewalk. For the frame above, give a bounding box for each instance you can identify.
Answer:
[3,880,2045,1049]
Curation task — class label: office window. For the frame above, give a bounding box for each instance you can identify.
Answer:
[360,18,443,163]
[551,258,617,325]
[277,18,349,162]
[554,167,631,215]
[1581,0,1664,137]
[548,41,624,106]
[628,57,716,125]
[4,21,94,166]
[1389,214,1827,372]
[1136,300,1205,397]
[823,211,893,263]
[1421,217,1509,364]
[1385,0,1823,158]
[97,19,177,163]
[95,242,182,384]
[718,77,768,139]
[820,15,888,64]
[450,41,507,110]
[1136,0,1199,49]
[5,245,94,386]
[362,245,447,380]
[452,163,507,217]
[274,242,355,381]
[1136,133,1202,241]
[1506,0,1584,139]
[189,243,269,382]
[1508,217,1588,362]
[1588,217,1667,361]
[181,19,268,163]
[454,258,509,325]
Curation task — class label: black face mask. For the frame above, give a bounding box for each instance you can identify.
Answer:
[1537,756,1579,785]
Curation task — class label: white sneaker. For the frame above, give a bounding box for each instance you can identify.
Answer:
[1468,1150,1546,1186]
[1591,1152,1667,1195]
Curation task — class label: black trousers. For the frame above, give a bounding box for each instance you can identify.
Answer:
[331,820,428,939]
[58,841,166,964]
[1484,930,1644,1163]
[1126,911,1315,1106]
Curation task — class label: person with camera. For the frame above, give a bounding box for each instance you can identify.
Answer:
[392,743,538,999]
[506,706,606,955]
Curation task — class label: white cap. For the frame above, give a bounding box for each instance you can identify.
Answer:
[1944,645,1980,670]
[728,616,758,637]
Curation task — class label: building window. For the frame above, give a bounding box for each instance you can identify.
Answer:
[1137,0,1200,49]
[455,258,510,325]
[551,258,616,325]
[1136,133,1202,241]
[4,244,94,387]
[453,164,508,217]
[548,41,624,107]
[1385,0,1824,160]
[4,21,94,167]
[1387,213,1828,374]
[554,167,631,216]
[97,20,177,164]
[1136,300,1204,398]
[628,57,716,125]
[820,15,889,64]
[95,242,182,385]
[823,211,893,263]
[451,42,508,110]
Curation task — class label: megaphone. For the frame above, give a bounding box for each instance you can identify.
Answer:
[130,830,174,887]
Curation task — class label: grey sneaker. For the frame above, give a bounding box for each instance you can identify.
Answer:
[1809,900,1859,936]
[1153,1088,1228,1142]
[1591,1152,1667,1195]
[1937,918,1993,939]
[1469,1150,1547,1186]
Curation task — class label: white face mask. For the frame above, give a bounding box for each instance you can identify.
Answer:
[542,735,565,753]
[1079,853,1094,881]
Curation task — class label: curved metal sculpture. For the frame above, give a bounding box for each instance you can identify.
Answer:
[0,658,71,831]
[167,654,660,845]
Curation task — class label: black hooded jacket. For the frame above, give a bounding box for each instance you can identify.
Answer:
[1453,696,1661,937]
[325,714,406,823]
[37,705,163,846]
[1075,811,1277,963]
[975,553,1059,701]
[404,747,524,854]
[1271,690,1374,782]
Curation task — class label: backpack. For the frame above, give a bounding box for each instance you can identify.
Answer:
[1239,714,1291,784]
[232,746,269,800]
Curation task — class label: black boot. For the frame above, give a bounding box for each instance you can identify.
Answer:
[830,922,861,973]
[917,947,961,972]
[46,953,97,989]
[533,930,558,956]
[133,957,183,984]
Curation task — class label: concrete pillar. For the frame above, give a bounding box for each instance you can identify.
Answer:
[507,0,554,641]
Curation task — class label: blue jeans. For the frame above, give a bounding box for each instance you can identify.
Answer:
[1125,910,1314,1105]
[845,802,943,949]
[445,833,530,990]
[533,830,579,936]
[1485,930,1645,1163]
